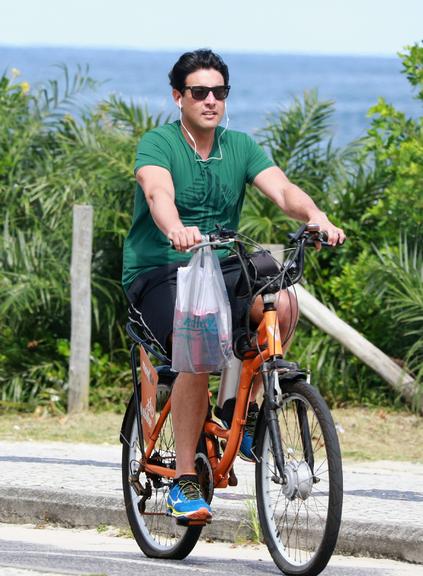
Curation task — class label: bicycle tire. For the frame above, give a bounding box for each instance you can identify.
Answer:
[121,396,203,559]
[255,377,343,576]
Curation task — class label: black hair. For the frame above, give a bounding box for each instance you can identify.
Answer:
[168,49,229,92]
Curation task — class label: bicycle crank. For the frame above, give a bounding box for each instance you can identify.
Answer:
[195,451,214,504]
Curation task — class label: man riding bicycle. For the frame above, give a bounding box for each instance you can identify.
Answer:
[122,48,345,524]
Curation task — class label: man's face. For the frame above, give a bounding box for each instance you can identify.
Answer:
[174,68,227,132]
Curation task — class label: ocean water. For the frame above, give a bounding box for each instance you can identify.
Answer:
[0,46,421,146]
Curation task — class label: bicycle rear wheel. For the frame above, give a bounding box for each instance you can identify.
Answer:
[255,378,343,576]
[121,397,202,559]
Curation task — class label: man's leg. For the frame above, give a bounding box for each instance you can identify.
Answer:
[167,371,212,521]
[171,372,209,477]
[250,287,299,345]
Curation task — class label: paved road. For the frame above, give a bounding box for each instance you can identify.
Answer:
[1,524,422,576]
[0,441,422,562]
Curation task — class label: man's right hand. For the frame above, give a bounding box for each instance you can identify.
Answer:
[167,225,203,251]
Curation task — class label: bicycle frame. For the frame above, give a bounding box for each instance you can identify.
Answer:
[128,226,327,490]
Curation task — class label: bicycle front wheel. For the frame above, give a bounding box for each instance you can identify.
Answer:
[255,378,343,576]
[121,397,202,559]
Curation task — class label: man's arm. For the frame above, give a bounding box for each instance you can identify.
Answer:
[253,166,345,245]
[137,165,202,251]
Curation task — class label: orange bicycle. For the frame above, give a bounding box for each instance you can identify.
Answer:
[120,224,343,576]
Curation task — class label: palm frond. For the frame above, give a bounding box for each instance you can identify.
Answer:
[101,94,170,138]
[0,223,69,324]
[240,186,290,243]
[259,90,335,169]
[32,64,100,122]
[367,236,423,383]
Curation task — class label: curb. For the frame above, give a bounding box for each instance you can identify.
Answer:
[1,486,422,563]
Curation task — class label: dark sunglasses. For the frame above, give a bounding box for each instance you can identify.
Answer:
[183,85,231,101]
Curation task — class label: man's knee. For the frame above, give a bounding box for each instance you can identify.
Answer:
[276,289,299,320]
[250,290,298,326]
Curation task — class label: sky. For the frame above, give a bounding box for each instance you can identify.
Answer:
[0,0,422,56]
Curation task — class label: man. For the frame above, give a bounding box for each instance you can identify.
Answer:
[122,49,345,524]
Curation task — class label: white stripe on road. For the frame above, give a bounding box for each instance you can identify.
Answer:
[0,550,218,573]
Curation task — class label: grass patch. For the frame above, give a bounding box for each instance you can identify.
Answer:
[243,496,262,544]
[0,412,123,444]
[0,407,421,463]
[332,407,423,463]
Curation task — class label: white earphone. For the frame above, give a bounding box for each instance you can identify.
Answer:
[178,99,182,109]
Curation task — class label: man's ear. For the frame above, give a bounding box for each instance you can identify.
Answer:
[172,89,183,108]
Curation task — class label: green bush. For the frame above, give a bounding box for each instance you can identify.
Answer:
[0,66,162,412]
[243,43,422,407]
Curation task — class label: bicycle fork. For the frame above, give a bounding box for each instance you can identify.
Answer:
[261,362,286,484]
[261,362,316,485]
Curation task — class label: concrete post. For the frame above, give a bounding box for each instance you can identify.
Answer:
[68,204,93,413]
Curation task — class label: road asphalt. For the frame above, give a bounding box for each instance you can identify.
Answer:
[1,523,423,576]
[0,441,422,564]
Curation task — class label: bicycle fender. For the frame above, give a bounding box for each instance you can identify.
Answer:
[120,393,135,444]
[273,358,308,380]
[278,370,308,384]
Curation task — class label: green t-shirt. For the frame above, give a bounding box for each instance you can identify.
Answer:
[122,121,274,291]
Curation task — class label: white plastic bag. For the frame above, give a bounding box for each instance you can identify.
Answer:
[172,246,233,373]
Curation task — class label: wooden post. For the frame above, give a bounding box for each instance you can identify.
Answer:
[266,245,421,413]
[68,205,93,414]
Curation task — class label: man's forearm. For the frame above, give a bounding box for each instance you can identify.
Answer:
[253,166,326,223]
[147,189,183,237]
[278,181,326,222]
[145,186,203,250]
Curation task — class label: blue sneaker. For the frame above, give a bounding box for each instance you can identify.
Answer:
[167,476,212,523]
[238,402,259,462]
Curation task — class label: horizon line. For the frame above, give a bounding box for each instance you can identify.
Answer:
[0,42,401,60]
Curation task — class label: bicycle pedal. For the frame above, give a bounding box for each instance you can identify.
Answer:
[176,518,211,527]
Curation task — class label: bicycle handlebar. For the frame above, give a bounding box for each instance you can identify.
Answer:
[172,223,338,293]
[186,224,330,252]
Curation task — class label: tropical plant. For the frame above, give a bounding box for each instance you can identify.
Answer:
[0,66,163,411]
[369,238,423,388]
[245,44,423,408]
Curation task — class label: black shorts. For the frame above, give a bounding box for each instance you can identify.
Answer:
[126,256,249,357]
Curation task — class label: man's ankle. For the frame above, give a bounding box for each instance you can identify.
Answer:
[172,474,198,486]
